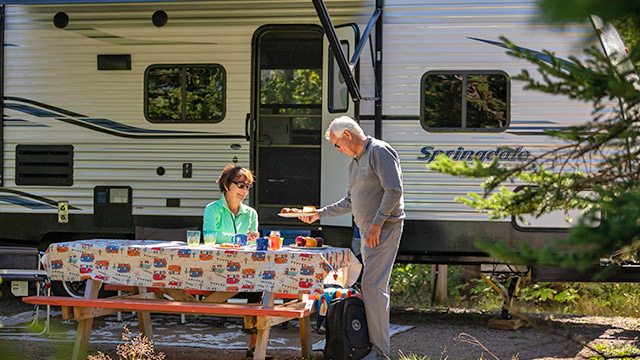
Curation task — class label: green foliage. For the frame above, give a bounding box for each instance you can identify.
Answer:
[390,264,432,306]
[590,343,640,360]
[521,282,556,302]
[147,66,224,122]
[538,0,640,24]
[260,69,321,109]
[519,281,580,305]
[389,265,640,316]
[513,282,640,316]
[429,15,640,269]
[464,278,504,310]
[553,287,580,304]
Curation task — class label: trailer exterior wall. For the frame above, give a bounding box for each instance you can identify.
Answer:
[0,1,595,259]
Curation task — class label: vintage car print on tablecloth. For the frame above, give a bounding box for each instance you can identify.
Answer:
[41,239,360,295]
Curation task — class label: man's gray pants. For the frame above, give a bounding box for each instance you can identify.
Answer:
[359,220,403,356]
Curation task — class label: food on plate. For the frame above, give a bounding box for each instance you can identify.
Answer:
[218,243,241,248]
[280,207,301,214]
[302,205,316,213]
[294,236,325,247]
[295,236,306,247]
[280,206,317,214]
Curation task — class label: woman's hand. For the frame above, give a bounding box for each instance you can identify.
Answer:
[246,231,260,242]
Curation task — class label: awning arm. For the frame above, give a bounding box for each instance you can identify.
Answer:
[350,8,381,68]
[311,0,362,101]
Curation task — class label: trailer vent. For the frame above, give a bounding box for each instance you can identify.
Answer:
[98,55,131,71]
[15,145,74,186]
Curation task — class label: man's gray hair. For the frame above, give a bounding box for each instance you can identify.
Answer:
[324,116,365,140]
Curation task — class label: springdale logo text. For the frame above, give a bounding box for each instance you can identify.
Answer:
[417,146,532,163]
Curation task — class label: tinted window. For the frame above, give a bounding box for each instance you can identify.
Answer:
[328,41,349,113]
[421,71,509,132]
[145,64,225,123]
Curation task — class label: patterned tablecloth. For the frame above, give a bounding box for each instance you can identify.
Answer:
[41,239,361,295]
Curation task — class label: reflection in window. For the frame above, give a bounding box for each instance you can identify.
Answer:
[467,74,508,129]
[146,64,225,123]
[423,74,463,128]
[421,71,509,132]
[259,68,322,144]
[260,69,321,113]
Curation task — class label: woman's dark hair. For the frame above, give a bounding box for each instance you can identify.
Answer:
[217,164,254,193]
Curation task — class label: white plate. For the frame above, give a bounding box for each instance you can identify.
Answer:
[277,212,317,218]
[287,245,330,251]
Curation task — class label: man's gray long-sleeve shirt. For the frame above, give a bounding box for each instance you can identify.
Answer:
[318,136,405,231]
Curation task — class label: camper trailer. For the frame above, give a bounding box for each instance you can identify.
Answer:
[0,0,596,264]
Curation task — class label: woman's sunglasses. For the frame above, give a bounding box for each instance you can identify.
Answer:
[232,181,253,190]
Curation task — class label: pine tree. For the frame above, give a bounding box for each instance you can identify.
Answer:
[429,5,640,273]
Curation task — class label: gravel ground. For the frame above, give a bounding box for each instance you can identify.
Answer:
[1,283,639,360]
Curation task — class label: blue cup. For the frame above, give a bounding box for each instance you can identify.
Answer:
[234,234,248,246]
[256,237,268,251]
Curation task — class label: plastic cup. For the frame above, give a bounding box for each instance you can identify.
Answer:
[187,230,201,247]
[203,231,217,246]
[234,234,248,246]
[269,236,281,250]
[269,230,281,250]
[256,237,268,251]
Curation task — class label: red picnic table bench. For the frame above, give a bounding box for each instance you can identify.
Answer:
[24,280,316,360]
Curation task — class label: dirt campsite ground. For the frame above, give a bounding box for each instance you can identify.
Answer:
[1,289,640,360]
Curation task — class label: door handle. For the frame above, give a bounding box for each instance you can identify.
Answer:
[268,179,285,183]
[245,113,252,141]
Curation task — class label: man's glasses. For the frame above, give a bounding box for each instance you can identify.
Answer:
[232,181,253,190]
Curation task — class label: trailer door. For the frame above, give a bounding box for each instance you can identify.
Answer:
[320,24,359,227]
[252,26,324,224]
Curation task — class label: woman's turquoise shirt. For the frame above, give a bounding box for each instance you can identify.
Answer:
[202,196,259,243]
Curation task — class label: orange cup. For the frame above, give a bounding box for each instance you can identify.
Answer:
[269,235,281,250]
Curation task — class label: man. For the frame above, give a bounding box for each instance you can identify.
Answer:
[300,115,405,359]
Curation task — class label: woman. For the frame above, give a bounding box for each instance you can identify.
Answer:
[203,164,267,359]
[203,164,260,244]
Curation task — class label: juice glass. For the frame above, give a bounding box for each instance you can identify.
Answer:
[269,231,281,250]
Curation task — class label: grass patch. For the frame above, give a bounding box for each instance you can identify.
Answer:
[390,264,640,317]
[589,343,640,359]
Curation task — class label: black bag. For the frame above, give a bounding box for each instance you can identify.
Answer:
[324,295,372,360]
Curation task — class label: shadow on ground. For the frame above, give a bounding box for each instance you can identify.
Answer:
[1,293,640,360]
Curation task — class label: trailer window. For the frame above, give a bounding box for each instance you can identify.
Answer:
[420,70,509,132]
[145,64,225,123]
[328,40,350,113]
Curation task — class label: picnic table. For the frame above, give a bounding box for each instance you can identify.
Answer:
[25,239,361,360]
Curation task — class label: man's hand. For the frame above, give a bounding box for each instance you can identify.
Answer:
[299,213,320,224]
[365,223,381,248]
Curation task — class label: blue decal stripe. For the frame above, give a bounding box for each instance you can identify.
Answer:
[57,117,242,139]
[468,37,576,72]
[0,195,57,209]
[5,103,60,117]
[5,96,87,117]
[4,118,50,127]
[83,118,200,134]
[0,189,81,210]
[5,97,244,139]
